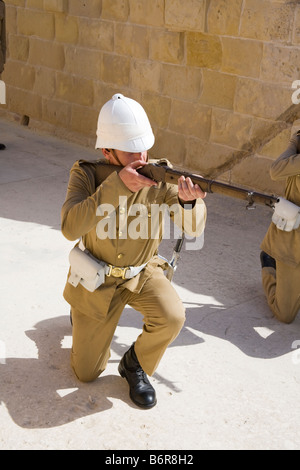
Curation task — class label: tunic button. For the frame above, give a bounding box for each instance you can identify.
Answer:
[117,253,123,259]
[119,231,123,237]
[120,208,125,214]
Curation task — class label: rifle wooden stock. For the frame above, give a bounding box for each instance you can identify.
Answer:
[95,161,279,209]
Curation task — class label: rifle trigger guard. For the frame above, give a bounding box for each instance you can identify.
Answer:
[246,191,256,210]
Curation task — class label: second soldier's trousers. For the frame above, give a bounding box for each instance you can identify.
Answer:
[261,261,300,323]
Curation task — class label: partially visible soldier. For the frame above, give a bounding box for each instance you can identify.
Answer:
[260,130,300,323]
[0,0,6,150]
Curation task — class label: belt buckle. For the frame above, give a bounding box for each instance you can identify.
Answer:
[108,265,128,279]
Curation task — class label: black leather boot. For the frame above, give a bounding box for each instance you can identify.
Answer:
[260,251,276,269]
[118,344,157,409]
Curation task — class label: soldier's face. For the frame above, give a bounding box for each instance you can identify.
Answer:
[107,149,148,166]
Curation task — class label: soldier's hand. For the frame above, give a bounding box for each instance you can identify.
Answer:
[178,176,206,203]
[119,160,157,192]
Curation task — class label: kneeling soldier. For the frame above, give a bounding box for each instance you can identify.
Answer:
[61,94,207,408]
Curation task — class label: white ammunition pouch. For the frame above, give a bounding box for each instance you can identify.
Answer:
[68,246,108,292]
[68,243,149,292]
[272,197,300,232]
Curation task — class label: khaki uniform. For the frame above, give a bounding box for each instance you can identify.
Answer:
[61,159,207,380]
[260,132,300,323]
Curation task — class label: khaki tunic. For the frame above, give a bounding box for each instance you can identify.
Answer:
[260,132,300,322]
[61,159,207,378]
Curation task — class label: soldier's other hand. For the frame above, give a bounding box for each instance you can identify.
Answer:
[178,176,206,203]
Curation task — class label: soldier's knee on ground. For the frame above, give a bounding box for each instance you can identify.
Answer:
[71,356,104,383]
[273,309,298,324]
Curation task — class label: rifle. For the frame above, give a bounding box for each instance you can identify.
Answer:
[93,160,280,282]
[95,161,279,209]
[137,163,279,209]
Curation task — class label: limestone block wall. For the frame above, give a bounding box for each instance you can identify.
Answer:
[2,0,300,193]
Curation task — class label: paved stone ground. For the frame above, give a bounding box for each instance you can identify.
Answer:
[0,118,300,450]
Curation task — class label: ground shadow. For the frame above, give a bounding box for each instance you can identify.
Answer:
[2,300,300,430]
[0,315,138,429]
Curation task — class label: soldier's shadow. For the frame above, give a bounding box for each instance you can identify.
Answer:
[0,312,205,430]
[0,316,136,429]
[2,297,300,430]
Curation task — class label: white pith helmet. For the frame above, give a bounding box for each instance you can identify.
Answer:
[95,93,155,152]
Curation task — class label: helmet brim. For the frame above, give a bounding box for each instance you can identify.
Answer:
[95,132,155,152]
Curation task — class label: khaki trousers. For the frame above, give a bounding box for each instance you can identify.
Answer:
[261,262,300,323]
[70,268,185,382]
